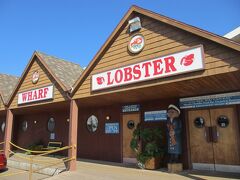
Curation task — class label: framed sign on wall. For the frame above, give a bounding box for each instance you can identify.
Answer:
[144,110,167,121]
[105,123,119,134]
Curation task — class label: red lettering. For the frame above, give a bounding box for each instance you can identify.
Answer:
[22,93,28,102]
[38,89,43,99]
[153,59,163,75]
[107,72,114,85]
[28,91,32,101]
[164,56,176,73]
[43,88,49,98]
[124,67,132,82]
[133,64,141,80]
[142,62,152,77]
[115,70,123,83]
[33,90,37,100]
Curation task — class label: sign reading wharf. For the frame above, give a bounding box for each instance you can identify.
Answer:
[18,85,54,105]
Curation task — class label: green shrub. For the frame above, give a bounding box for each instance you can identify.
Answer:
[130,126,164,165]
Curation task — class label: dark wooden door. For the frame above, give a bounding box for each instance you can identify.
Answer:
[210,107,240,169]
[122,113,140,163]
[188,109,215,170]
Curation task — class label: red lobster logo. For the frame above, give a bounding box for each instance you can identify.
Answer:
[180,53,194,66]
[96,77,105,85]
[131,37,142,47]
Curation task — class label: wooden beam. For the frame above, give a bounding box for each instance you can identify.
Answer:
[68,100,78,171]
[4,109,13,157]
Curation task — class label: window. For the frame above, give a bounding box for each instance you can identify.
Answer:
[87,115,98,132]
[48,118,55,132]
[22,121,28,132]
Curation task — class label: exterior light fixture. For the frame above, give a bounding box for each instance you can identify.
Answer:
[67,118,70,122]
[106,116,111,120]
[34,120,37,124]
[129,17,141,33]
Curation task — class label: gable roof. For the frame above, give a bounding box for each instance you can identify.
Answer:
[71,5,240,96]
[36,51,84,91]
[7,51,83,106]
[0,74,19,104]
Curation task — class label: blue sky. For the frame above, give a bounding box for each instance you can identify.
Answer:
[0,0,239,77]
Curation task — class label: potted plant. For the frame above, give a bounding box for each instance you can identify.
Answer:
[130,126,164,169]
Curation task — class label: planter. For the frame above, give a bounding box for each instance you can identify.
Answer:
[144,157,161,170]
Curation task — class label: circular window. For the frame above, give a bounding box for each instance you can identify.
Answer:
[48,118,55,132]
[127,120,135,129]
[1,122,5,133]
[217,115,229,128]
[194,117,205,128]
[22,121,28,132]
[87,115,98,132]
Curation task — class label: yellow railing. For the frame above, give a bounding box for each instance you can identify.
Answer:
[0,141,75,180]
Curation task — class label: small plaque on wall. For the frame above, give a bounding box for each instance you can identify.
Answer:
[105,123,119,134]
[50,133,55,140]
[122,104,140,113]
[144,110,167,121]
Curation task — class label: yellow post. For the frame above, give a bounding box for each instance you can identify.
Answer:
[29,156,33,180]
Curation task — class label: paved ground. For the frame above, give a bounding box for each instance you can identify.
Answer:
[47,159,240,180]
[0,167,50,180]
[1,160,240,180]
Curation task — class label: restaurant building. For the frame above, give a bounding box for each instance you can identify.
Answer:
[71,6,240,172]
[0,74,19,144]
[4,51,83,169]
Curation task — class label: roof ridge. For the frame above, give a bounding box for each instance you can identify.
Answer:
[133,5,240,47]
[36,51,83,69]
[0,73,19,78]
[36,51,84,91]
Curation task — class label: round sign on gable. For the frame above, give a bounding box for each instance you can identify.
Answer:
[128,34,145,54]
[32,71,40,84]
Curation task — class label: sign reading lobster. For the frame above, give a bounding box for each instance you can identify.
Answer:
[92,45,204,91]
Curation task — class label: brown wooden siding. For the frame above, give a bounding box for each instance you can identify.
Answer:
[78,105,121,162]
[10,58,67,109]
[73,15,240,99]
[77,97,190,168]
[12,111,69,155]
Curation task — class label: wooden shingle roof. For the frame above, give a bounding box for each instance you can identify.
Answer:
[7,51,83,106]
[0,74,19,104]
[36,51,84,91]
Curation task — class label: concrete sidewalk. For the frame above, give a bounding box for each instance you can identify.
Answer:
[0,167,50,180]
[47,159,240,180]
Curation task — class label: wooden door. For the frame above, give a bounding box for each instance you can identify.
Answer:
[122,113,140,163]
[210,107,240,167]
[188,109,215,170]
[188,107,240,172]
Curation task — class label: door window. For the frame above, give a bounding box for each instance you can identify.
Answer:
[217,115,229,128]
[194,117,205,128]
